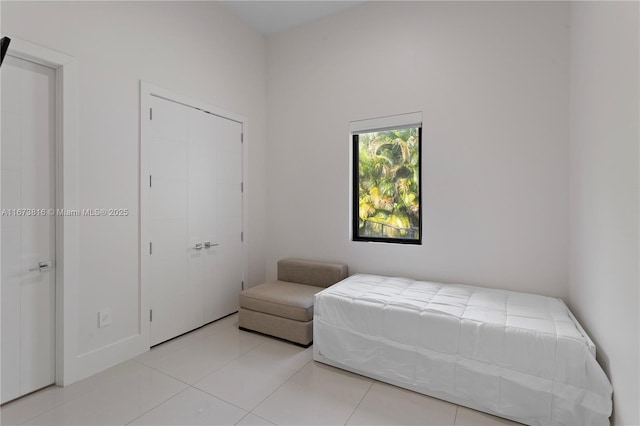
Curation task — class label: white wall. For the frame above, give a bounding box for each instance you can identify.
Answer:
[266,1,570,297]
[4,4,637,421]
[568,2,639,425]
[1,1,267,381]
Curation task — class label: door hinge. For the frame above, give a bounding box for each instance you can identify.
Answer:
[149,242,153,255]
[241,232,243,242]
[149,175,152,188]
[241,133,243,143]
[242,281,245,290]
[150,108,153,120]
[241,182,243,193]
[150,309,153,322]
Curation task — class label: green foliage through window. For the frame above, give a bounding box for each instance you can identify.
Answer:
[352,127,421,244]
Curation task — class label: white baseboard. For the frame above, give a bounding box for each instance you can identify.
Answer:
[74,334,148,383]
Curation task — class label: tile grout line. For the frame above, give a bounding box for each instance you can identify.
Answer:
[10,361,135,425]
[12,399,61,425]
[343,379,375,425]
[234,412,253,426]
[12,377,118,425]
[137,314,245,366]
[187,338,272,390]
[7,323,279,426]
[125,334,266,423]
[7,318,251,426]
[248,357,314,419]
[124,386,192,426]
[128,323,269,421]
[183,383,253,422]
[156,343,310,425]
[135,335,269,389]
[14,361,183,426]
[142,318,237,361]
[188,341,307,415]
[234,411,275,426]
[189,344,312,421]
[132,358,194,388]
[192,383,252,413]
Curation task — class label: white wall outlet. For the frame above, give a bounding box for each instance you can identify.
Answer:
[98,309,112,328]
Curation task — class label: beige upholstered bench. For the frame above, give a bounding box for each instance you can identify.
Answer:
[238,258,349,347]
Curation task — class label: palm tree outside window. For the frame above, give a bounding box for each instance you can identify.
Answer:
[352,125,422,244]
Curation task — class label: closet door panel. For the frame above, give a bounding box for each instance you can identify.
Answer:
[149,96,243,345]
[207,116,242,321]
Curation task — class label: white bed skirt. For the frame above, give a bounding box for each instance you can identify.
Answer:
[313,274,612,426]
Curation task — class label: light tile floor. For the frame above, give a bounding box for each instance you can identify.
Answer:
[0,314,521,426]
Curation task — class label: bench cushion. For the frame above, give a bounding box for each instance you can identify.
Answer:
[239,280,322,322]
[277,258,349,288]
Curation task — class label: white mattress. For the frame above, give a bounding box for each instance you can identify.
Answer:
[313,274,612,426]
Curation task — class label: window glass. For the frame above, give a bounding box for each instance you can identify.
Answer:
[353,126,421,244]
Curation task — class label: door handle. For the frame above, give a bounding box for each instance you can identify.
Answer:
[194,243,204,250]
[204,242,219,248]
[29,261,53,272]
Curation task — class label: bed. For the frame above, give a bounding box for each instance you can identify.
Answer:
[313,274,612,426]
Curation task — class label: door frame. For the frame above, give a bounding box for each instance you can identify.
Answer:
[139,81,248,348]
[1,36,79,386]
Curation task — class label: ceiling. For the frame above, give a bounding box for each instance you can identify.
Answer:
[221,1,366,35]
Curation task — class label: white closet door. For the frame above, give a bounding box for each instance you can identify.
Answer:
[149,96,242,346]
[1,56,56,403]
[204,115,242,322]
[185,107,209,330]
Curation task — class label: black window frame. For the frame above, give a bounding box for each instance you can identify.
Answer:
[352,126,422,245]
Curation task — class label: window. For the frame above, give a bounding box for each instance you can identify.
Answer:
[352,116,422,245]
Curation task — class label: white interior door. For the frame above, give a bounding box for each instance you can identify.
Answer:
[149,96,242,346]
[1,55,56,404]
[204,114,243,323]
[148,96,190,346]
